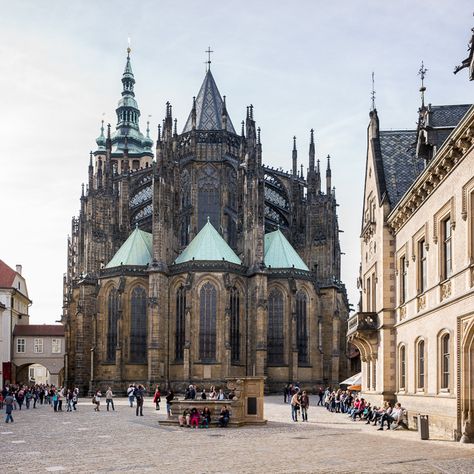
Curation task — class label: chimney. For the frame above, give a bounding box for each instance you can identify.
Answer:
[16,264,22,275]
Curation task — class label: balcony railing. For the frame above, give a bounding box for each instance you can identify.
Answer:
[347,312,378,336]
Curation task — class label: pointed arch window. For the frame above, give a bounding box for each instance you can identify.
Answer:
[130,286,147,363]
[107,288,119,362]
[200,282,217,361]
[267,289,284,364]
[230,287,240,363]
[296,291,308,364]
[175,286,186,361]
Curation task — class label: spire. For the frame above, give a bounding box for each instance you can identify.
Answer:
[96,120,106,150]
[309,128,315,171]
[106,123,112,151]
[182,69,236,133]
[316,159,321,193]
[292,136,297,176]
[418,61,428,108]
[88,151,93,189]
[326,154,332,195]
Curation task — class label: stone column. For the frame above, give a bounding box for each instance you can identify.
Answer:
[254,274,268,376]
[183,306,192,382]
[223,304,231,378]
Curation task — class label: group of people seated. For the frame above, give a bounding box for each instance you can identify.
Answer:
[348,399,406,430]
[184,385,229,401]
[178,405,231,428]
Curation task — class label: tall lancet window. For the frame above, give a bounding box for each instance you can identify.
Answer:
[267,289,284,364]
[130,286,147,363]
[296,291,308,364]
[230,287,240,363]
[200,282,217,361]
[107,288,119,362]
[198,165,220,231]
[175,286,186,361]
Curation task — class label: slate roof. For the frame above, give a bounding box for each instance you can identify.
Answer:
[13,324,65,337]
[183,70,236,134]
[174,220,241,265]
[375,130,423,207]
[106,227,153,268]
[0,259,17,287]
[264,229,309,271]
[428,104,471,128]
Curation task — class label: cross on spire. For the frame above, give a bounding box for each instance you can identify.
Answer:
[205,46,214,71]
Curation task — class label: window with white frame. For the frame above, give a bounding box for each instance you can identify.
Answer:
[417,339,425,390]
[440,333,450,390]
[52,338,61,354]
[17,338,25,353]
[400,256,407,304]
[399,345,406,390]
[34,338,43,353]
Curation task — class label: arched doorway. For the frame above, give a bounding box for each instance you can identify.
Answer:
[460,316,474,443]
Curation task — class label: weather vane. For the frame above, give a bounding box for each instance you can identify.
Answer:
[205,46,214,71]
[418,61,428,107]
[371,71,376,111]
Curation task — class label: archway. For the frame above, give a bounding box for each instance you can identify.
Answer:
[460,317,474,443]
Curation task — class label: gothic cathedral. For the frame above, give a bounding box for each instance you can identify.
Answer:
[63,49,349,394]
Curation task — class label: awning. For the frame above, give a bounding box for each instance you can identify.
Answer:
[340,372,361,386]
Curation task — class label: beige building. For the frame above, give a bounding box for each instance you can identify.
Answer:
[348,42,474,441]
[12,325,65,386]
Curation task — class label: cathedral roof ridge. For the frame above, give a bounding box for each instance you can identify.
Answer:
[174,220,241,265]
[182,69,236,134]
[105,226,153,268]
[264,229,309,271]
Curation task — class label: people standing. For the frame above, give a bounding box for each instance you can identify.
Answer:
[290,389,301,422]
[165,389,174,416]
[4,392,15,423]
[105,387,115,411]
[94,390,102,411]
[127,384,135,407]
[317,387,324,406]
[153,386,161,410]
[300,390,310,422]
[134,384,144,416]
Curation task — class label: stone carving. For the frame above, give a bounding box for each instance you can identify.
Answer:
[417,294,426,312]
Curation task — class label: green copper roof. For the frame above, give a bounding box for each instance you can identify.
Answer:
[106,227,153,268]
[264,229,309,271]
[175,219,241,265]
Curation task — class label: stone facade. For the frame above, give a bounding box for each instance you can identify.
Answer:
[63,51,349,395]
[349,44,474,440]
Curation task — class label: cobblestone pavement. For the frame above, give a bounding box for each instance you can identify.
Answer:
[1,395,474,473]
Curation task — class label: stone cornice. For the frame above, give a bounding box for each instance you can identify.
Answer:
[387,106,474,233]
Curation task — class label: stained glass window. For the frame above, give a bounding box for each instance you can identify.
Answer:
[130,286,147,363]
[107,288,119,362]
[230,287,240,363]
[199,282,217,361]
[267,289,284,364]
[198,165,220,231]
[175,286,186,361]
[296,291,308,364]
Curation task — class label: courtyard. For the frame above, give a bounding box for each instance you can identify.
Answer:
[1,395,474,473]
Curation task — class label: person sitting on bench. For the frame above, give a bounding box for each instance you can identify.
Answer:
[201,407,211,428]
[218,405,230,427]
[378,402,403,430]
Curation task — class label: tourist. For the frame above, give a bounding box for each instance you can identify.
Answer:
[165,389,174,416]
[201,407,211,428]
[0,392,4,410]
[189,407,200,428]
[218,405,230,427]
[134,384,144,416]
[283,383,290,404]
[317,387,324,406]
[16,388,24,410]
[52,390,59,412]
[127,384,135,407]
[200,388,207,400]
[94,390,102,412]
[106,387,115,411]
[290,389,301,422]
[58,387,64,411]
[351,398,366,421]
[300,390,310,422]
[178,408,191,427]
[153,385,161,410]
[217,388,226,400]
[209,386,217,400]
[379,402,404,430]
[25,389,32,409]
[72,387,79,410]
[4,392,15,423]
[66,389,74,412]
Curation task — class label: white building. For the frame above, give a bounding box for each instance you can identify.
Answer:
[0,259,31,387]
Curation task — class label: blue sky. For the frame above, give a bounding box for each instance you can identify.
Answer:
[0,0,472,322]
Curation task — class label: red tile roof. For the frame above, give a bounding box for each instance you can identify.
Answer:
[0,259,17,288]
[13,325,65,337]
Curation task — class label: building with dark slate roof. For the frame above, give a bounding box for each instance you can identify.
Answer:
[349,36,474,441]
[63,50,349,394]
